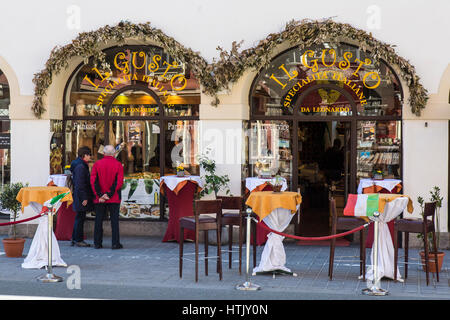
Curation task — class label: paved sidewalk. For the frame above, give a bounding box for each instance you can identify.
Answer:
[0,235,448,300]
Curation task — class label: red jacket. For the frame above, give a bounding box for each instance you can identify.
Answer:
[90,156,124,203]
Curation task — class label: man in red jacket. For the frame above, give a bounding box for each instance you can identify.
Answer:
[90,145,124,249]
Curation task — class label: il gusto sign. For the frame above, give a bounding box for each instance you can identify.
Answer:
[269,49,382,108]
[82,50,187,108]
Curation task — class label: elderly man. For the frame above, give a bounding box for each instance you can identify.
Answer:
[90,144,124,249]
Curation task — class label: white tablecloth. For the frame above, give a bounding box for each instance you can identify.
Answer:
[357,178,402,194]
[245,177,288,193]
[47,174,69,187]
[160,175,203,191]
[364,197,410,282]
[252,205,299,274]
[21,201,67,269]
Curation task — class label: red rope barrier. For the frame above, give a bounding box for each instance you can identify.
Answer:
[257,220,371,241]
[0,213,44,226]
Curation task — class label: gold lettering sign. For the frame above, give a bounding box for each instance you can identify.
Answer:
[81,50,186,108]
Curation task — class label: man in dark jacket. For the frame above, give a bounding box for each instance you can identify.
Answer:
[70,146,94,247]
[90,145,124,249]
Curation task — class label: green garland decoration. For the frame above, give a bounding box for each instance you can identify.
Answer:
[32,19,428,118]
[31,21,210,118]
[211,19,428,116]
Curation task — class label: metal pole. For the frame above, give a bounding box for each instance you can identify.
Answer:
[362,211,388,296]
[236,208,260,291]
[37,206,63,283]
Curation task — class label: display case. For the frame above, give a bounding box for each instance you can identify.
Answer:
[248,120,292,189]
[356,121,401,183]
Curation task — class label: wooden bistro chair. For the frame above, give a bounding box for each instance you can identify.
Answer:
[394,201,438,285]
[328,197,367,280]
[216,196,244,274]
[179,199,223,282]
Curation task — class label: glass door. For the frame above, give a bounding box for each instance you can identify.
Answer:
[297,121,350,236]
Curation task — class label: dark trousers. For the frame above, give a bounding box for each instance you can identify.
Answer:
[94,203,120,247]
[72,211,87,243]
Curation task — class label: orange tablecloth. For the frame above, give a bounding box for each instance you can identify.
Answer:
[362,184,402,194]
[246,191,302,220]
[16,186,73,212]
[159,176,203,196]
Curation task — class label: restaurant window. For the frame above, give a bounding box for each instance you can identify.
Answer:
[248,42,403,236]
[0,69,10,192]
[63,45,200,220]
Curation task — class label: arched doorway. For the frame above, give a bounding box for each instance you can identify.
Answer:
[248,42,403,236]
[0,69,10,191]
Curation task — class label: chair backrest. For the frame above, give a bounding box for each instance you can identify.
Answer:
[423,202,437,224]
[194,199,223,226]
[216,196,243,211]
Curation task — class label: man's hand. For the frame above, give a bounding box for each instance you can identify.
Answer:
[82,200,88,206]
[99,194,110,203]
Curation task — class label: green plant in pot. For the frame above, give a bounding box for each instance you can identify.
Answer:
[198,154,231,199]
[0,182,28,257]
[417,186,445,273]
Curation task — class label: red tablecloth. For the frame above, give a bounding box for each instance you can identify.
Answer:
[162,181,197,243]
[250,184,273,246]
[363,187,398,248]
[55,203,77,241]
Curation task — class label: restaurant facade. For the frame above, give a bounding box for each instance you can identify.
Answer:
[1,17,449,242]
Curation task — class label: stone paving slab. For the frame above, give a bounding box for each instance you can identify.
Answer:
[0,235,448,300]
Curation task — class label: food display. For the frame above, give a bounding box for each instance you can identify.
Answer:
[119,175,160,219]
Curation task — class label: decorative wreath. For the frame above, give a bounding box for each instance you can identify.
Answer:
[31,19,428,118]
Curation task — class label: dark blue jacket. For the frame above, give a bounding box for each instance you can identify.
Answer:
[70,157,94,212]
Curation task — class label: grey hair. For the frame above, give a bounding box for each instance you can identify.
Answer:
[103,145,116,156]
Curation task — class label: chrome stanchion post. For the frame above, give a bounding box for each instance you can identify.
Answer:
[362,211,388,296]
[37,206,63,283]
[236,208,261,291]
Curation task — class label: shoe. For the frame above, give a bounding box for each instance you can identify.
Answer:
[112,244,123,250]
[70,241,75,247]
[94,244,103,249]
[74,241,91,247]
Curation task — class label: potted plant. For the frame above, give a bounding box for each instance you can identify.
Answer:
[417,187,445,273]
[0,182,28,257]
[176,164,185,177]
[198,154,230,198]
[270,175,283,193]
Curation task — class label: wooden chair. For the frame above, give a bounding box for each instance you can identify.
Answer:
[394,201,439,285]
[179,199,223,282]
[216,196,244,274]
[328,197,367,280]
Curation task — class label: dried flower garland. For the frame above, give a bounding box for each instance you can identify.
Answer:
[211,18,428,116]
[31,21,210,118]
[31,19,428,118]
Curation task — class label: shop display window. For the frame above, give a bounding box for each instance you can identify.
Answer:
[0,70,11,195]
[165,120,199,176]
[248,120,293,189]
[62,45,200,221]
[356,120,401,183]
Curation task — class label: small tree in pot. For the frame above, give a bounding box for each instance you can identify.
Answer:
[417,186,445,273]
[0,182,28,257]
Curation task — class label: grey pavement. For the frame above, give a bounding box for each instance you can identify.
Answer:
[0,235,448,302]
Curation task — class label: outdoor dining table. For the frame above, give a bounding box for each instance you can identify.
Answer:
[245,191,302,275]
[245,177,288,246]
[16,186,72,269]
[343,193,413,281]
[358,178,403,248]
[160,175,203,243]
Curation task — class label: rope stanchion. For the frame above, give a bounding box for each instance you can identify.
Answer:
[253,217,372,241]
[0,213,44,226]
